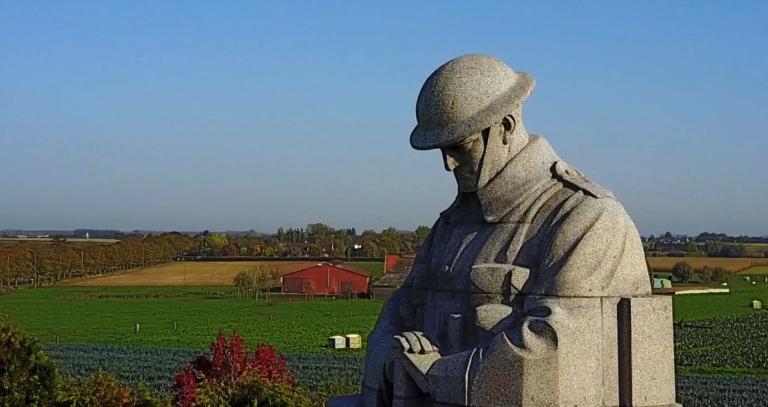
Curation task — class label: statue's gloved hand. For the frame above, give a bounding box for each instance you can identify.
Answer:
[393,331,441,375]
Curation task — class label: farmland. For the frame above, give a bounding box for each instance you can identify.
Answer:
[3,276,765,351]
[740,265,768,275]
[0,286,382,352]
[672,274,768,320]
[349,261,385,279]
[45,343,364,397]
[676,312,768,375]
[5,273,768,405]
[66,261,316,286]
[40,342,768,406]
[647,256,768,273]
[66,260,385,286]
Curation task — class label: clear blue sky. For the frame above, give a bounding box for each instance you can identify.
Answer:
[1,1,766,236]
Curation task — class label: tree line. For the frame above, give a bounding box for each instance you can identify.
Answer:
[0,233,196,289]
[0,224,432,289]
[194,224,431,258]
[645,233,768,258]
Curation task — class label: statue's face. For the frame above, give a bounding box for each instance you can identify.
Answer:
[441,132,486,192]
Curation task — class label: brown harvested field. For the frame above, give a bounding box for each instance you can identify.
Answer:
[646,257,768,272]
[65,261,317,286]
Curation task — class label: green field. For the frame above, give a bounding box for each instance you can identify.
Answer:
[350,261,385,279]
[5,281,768,405]
[0,286,383,352]
[2,276,766,348]
[673,275,768,321]
[743,265,768,275]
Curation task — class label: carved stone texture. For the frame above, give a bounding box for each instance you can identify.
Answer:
[329,54,678,407]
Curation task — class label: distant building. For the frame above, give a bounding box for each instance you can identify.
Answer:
[384,253,416,273]
[281,262,371,295]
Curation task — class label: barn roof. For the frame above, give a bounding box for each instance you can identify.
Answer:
[282,262,372,278]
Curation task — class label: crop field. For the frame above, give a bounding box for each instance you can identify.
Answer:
[42,342,768,406]
[7,275,768,404]
[676,312,768,375]
[647,256,768,273]
[739,265,768,275]
[44,344,363,397]
[0,286,383,352]
[66,261,316,286]
[672,275,768,320]
[350,261,385,279]
[676,376,768,407]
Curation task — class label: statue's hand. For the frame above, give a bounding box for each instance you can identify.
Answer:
[393,331,441,375]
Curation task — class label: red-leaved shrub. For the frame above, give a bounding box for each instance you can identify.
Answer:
[172,331,297,407]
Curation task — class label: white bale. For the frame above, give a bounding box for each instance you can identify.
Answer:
[345,334,362,349]
[328,335,346,349]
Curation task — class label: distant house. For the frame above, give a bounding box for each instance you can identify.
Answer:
[652,278,672,289]
[281,262,371,295]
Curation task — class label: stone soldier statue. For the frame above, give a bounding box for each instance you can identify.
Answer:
[333,54,677,407]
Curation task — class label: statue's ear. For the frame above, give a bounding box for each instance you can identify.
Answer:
[501,115,515,145]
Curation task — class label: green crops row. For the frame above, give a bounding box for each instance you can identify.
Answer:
[45,344,200,394]
[0,286,383,352]
[675,312,768,372]
[44,344,364,396]
[677,376,768,407]
[46,343,768,405]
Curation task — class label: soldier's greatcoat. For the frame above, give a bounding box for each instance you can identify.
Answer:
[362,135,651,405]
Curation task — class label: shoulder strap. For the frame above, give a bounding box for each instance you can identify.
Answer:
[552,161,615,199]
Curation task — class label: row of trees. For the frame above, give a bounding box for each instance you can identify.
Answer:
[0,233,197,289]
[702,241,749,258]
[233,266,281,301]
[670,262,728,284]
[644,238,765,258]
[196,224,432,258]
[0,224,432,289]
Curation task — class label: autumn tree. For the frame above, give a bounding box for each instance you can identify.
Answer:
[671,262,694,283]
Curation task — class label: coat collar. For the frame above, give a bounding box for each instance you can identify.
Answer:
[440,135,561,223]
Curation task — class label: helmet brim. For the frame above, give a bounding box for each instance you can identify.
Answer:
[410,72,535,151]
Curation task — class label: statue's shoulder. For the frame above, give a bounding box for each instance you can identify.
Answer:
[552,160,614,200]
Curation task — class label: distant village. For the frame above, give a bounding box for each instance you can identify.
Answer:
[643,232,768,258]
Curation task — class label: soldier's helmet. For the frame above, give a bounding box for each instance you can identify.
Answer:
[410,54,535,151]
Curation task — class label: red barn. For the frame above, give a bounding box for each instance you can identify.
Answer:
[281,262,371,295]
[385,253,417,273]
